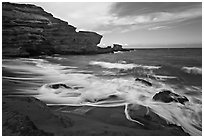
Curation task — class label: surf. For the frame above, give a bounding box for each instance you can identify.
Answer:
[2,57,202,135]
[89,61,161,70]
[181,66,202,75]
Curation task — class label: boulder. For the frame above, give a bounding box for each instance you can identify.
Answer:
[112,44,123,51]
[126,104,189,135]
[135,78,152,86]
[2,96,73,135]
[152,90,189,105]
[48,83,83,90]
[49,83,72,89]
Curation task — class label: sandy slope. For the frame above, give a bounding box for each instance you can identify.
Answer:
[2,96,188,136]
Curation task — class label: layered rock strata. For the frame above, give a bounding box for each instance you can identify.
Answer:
[2,2,111,57]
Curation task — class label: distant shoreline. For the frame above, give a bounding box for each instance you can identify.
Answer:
[123,47,202,50]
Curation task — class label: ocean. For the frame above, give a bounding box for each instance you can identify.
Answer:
[2,48,202,135]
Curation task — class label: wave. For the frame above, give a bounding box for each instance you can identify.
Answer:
[36,68,201,136]
[89,61,161,70]
[150,75,177,80]
[181,67,202,75]
[3,76,42,80]
[113,51,124,54]
[3,58,202,135]
[2,58,80,83]
[38,77,201,135]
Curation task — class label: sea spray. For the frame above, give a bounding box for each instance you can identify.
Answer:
[181,66,202,75]
[89,61,161,70]
[3,57,202,135]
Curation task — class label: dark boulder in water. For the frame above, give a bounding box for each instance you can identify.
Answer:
[135,78,152,86]
[153,90,189,105]
[126,104,189,135]
[48,83,84,90]
[49,83,72,89]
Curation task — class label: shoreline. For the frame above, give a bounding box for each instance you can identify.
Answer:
[2,95,189,136]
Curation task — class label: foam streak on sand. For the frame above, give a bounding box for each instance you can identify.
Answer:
[124,103,144,126]
[89,61,161,70]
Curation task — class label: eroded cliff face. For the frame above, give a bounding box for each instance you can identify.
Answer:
[2,2,104,57]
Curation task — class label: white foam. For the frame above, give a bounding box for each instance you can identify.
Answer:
[102,71,116,75]
[89,61,161,70]
[124,103,144,126]
[118,60,127,64]
[149,102,202,136]
[3,58,202,135]
[113,51,124,54]
[39,76,202,135]
[3,58,80,82]
[151,75,177,80]
[182,67,202,75]
[38,76,201,135]
[3,76,42,80]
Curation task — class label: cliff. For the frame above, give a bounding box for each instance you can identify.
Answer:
[2,2,110,57]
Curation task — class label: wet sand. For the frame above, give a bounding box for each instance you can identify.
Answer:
[2,96,189,136]
[2,67,189,136]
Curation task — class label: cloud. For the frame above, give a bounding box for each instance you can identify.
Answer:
[148,26,170,31]
[30,2,114,32]
[94,2,202,34]
[31,2,202,35]
[110,2,201,17]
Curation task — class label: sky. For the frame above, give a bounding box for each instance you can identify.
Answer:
[23,2,202,48]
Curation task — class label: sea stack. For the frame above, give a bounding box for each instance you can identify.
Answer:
[112,44,123,51]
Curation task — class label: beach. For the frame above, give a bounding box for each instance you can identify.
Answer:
[2,49,202,136]
[2,2,202,136]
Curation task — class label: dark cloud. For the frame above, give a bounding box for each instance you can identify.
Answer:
[110,2,202,17]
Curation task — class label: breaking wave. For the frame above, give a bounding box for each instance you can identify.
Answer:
[150,75,177,80]
[3,58,202,135]
[89,61,161,70]
[181,67,202,75]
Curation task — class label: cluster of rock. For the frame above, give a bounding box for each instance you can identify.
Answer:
[2,96,188,136]
[153,90,189,105]
[2,96,72,135]
[103,44,134,53]
[135,78,189,105]
[112,44,123,51]
[126,104,188,135]
[2,2,119,57]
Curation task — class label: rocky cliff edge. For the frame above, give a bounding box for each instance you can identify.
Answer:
[2,2,112,57]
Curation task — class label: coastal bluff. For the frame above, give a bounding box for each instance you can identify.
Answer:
[2,2,112,57]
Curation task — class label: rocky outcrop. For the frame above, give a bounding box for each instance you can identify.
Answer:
[113,44,123,51]
[2,2,111,57]
[135,78,152,86]
[2,96,189,136]
[2,96,72,136]
[126,104,189,135]
[48,83,83,90]
[153,90,189,105]
[112,44,133,52]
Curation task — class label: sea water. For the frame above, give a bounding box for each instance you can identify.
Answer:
[2,48,202,135]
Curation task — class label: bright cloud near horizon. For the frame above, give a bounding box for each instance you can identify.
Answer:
[23,2,202,48]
